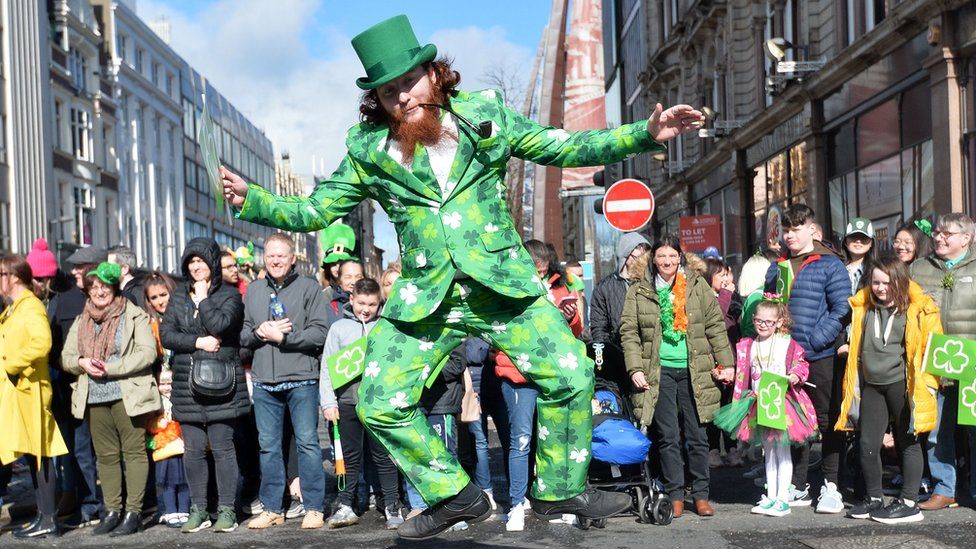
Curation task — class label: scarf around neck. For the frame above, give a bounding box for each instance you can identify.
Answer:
[77,295,126,361]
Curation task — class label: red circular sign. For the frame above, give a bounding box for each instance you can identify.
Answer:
[602,178,655,232]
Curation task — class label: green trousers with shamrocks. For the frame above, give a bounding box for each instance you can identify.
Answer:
[356,278,594,506]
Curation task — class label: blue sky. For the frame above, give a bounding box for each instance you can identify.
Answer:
[138,0,551,262]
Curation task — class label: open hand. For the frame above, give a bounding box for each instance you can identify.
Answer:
[647,103,705,142]
[221,166,248,207]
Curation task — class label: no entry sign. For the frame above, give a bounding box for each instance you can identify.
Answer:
[602,178,655,232]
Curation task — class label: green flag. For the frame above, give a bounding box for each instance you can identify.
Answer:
[756,371,789,430]
[776,260,793,300]
[957,374,976,427]
[325,336,367,389]
[922,333,976,380]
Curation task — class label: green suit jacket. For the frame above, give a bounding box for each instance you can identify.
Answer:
[237,89,665,322]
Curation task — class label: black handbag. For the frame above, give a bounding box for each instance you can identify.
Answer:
[189,356,236,398]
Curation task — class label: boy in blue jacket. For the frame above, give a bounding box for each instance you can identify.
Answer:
[764,204,852,513]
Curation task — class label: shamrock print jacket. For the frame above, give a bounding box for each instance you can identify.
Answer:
[236,89,665,322]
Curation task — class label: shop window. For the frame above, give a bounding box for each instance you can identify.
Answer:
[789,143,808,197]
[827,121,855,177]
[767,152,788,204]
[857,154,901,221]
[857,99,898,166]
[828,174,855,243]
[900,83,932,147]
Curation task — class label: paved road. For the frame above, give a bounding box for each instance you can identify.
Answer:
[3,436,976,548]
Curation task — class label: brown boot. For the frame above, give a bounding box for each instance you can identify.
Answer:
[694,499,714,516]
[918,494,957,510]
[671,500,684,518]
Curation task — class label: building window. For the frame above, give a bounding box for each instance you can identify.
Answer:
[826,81,933,246]
[844,0,888,47]
[152,62,160,87]
[69,48,88,91]
[101,123,114,168]
[71,107,92,161]
[73,185,95,245]
[116,33,126,61]
[53,100,64,150]
[182,97,195,138]
[135,48,144,74]
[166,72,175,98]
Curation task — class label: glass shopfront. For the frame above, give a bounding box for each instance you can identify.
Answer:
[825,81,933,250]
[751,141,810,250]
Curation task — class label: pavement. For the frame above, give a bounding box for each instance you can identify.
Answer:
[3,435,976,548]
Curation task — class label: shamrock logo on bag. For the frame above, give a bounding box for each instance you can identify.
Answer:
[334,346,364,378]
[760,382,785,420]
[933,340,970,375]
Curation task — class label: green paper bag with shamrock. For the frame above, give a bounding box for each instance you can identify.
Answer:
[922,333,976,380]
[325,336,367,389]
[776,260,793,301]
[756,371,789,430]
[957,375,976,426]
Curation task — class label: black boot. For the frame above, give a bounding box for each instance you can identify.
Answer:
[109,511,141,537]
[13,513,61,539]
[398,482,491,540]
[93,511,122,535]
[529,487,633,519]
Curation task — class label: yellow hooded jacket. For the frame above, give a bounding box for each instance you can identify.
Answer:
[0,290,68,465]
[835,282,942,435]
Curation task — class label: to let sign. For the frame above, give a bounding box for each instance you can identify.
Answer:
[602,179,655,232]
[679,215,722,251]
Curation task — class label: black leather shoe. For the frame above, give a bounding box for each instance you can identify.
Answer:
[93,511,122,535]
[14,513,61,539]
[109,511,141,537]
[529,488,633,519]
[397,485,491,540]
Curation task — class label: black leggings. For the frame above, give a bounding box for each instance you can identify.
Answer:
[792,356,845,488]
[334,402,399,508]
[182,420,239,508]
[859,379,923,501]
[29,457,57,516]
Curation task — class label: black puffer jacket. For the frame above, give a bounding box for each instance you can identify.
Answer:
[160,238,249,423]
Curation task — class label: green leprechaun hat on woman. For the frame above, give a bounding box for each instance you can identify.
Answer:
[351,14,437,90]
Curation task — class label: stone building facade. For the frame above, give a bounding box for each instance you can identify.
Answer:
[602,0,976,267]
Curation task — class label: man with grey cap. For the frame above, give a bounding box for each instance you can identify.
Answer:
[47,245,108,525]
[590,232,651,348]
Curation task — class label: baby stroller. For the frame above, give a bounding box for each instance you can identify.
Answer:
[585,341,674,527]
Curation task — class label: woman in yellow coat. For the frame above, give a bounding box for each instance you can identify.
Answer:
[835,255,941,524]
[0,254,68,539]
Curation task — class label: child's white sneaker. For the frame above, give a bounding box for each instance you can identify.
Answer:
[505,503,524,532]
[786,484,813,507]
[766,499,791,517]
[751,496,775,515]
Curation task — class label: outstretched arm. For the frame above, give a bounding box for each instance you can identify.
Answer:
[224,154,369,232]
[497,90,703,168]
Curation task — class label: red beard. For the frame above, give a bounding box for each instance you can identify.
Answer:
[389,87,448,161]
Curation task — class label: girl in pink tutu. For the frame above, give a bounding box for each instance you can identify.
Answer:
[714,296,818,517]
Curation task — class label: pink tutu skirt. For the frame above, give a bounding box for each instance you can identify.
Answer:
[715,388,819,447]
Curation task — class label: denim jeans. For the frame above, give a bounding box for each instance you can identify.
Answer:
[467,418,492,491]
[501,380,539,506]
[405,414,458,511]
[928,386,959,498]
[253,383,325,513]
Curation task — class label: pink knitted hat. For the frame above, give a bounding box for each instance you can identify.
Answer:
[26,238,58,278]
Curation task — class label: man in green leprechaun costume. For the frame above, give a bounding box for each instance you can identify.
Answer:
[222,14,704,539]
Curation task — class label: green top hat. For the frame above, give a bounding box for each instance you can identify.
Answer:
[86,262,122,286]
[352,14,437,90]
[320,223,359,266]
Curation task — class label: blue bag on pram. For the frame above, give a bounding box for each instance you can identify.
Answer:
[591,389,650,465]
